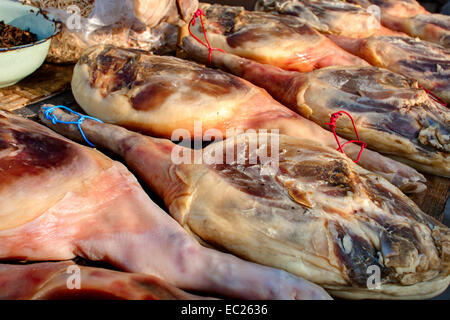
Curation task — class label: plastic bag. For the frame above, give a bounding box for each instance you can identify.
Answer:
[22,0,197,63]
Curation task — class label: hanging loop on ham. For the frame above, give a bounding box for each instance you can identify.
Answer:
[188,8,225,63]
[325,111,367,163]
[418,84,448,107]
[43,105,104,147]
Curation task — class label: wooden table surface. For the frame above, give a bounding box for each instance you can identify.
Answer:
[409,174,449,222]
[0,64,73,112]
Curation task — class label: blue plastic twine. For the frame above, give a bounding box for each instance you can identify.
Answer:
[43,105,103,147]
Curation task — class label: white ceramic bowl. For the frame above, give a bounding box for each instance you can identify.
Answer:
[0,0,60,88]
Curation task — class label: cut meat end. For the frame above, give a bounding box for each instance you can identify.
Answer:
[74,45,257,137]
[185,3,368,73]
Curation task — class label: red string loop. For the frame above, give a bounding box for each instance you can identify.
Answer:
[188,9,225,63]
[325,110,367,163]
[418,84,447,107]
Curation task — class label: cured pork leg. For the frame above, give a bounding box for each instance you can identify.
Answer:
[40,107,450,299]
[254,0,408,37]
[180,3,368,73]
[0,111,331,300]
[345,0,429,17]
[0,261,201,300]
[328,35,450,103]
[381,13,450,48]
[255,0,381,38]
[341,0,448,47]
[182,37,450,177]
[70,45,425,193]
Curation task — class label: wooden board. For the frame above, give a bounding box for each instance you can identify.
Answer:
[409,174,450,222]
[0,64,73,112]
[203,0,257,9]
[14,91,450,223]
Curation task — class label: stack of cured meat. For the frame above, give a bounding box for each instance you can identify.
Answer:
[1,0,449,300]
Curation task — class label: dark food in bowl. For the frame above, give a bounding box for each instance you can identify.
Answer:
[0,20,37,48]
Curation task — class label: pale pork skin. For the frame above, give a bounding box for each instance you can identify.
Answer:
[0,261,202,300]
[0,111,332,300]
[328,35,450,104]
[183,3,368,73]
[182,37,450,177]
[70,45,426,193]
[40,107,450,299]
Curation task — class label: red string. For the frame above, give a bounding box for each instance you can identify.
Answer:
[325,111,367,163]
[188,9,225,64]
[418,84,447,107]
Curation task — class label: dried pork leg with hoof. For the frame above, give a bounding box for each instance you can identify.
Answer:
[180,3,368,72]
[71,45,425,193]
[344,0,448,46]
[0,111,331,300]
[254,0,407,37]
[39,108,450,300]
[328,35,450,104]
[0,261,202,300]
[381,13,450,48]
[182,37,450,178]
[254,0,380,38]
